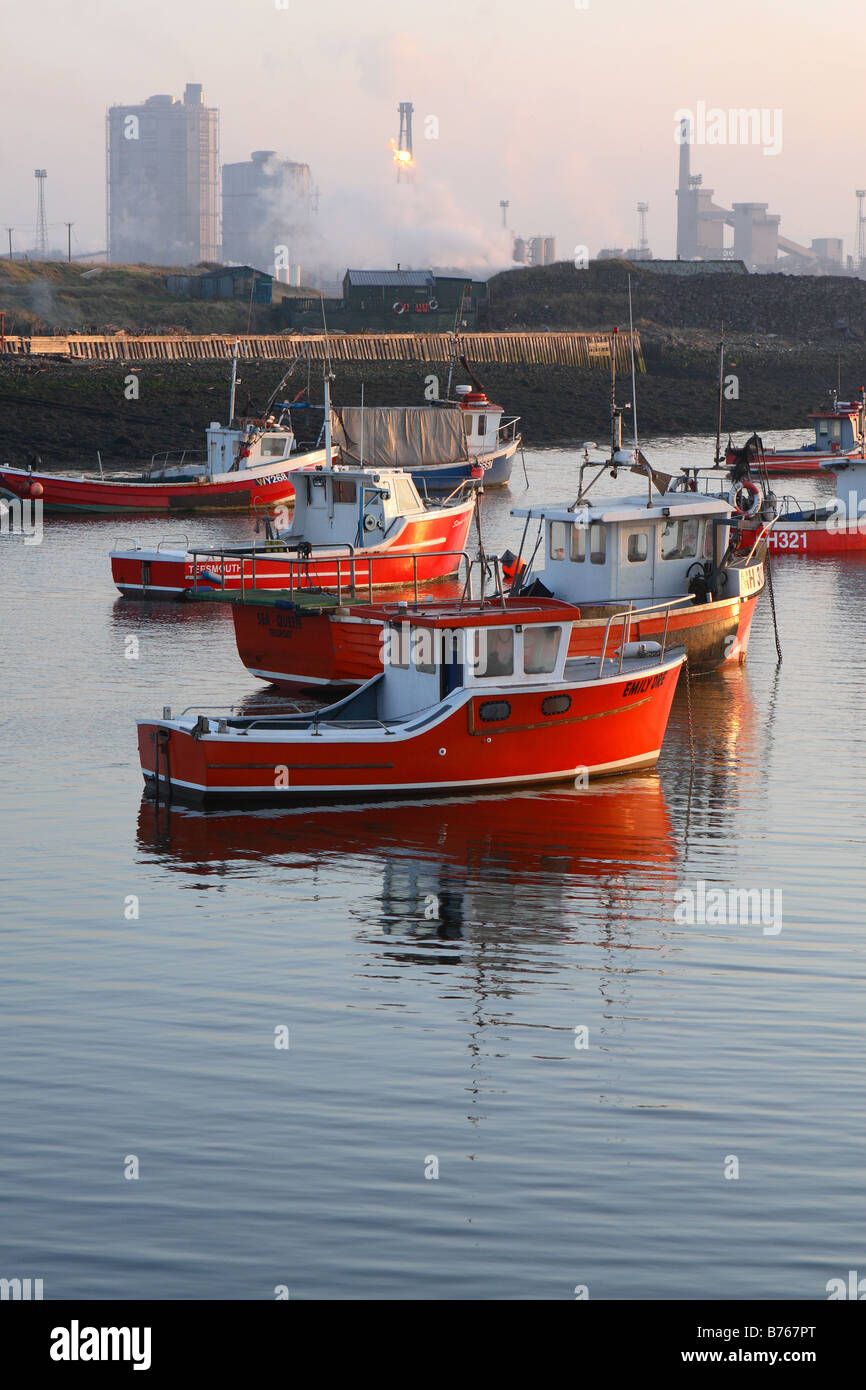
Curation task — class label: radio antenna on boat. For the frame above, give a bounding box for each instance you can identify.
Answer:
[319,292,335,470]
[714,325,725,465]
[628,275,639,451]
[228,337,239,425]
[359,382,365,469]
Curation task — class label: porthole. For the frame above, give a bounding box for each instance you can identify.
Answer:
[479,700,511,722]
[542,694,571,716]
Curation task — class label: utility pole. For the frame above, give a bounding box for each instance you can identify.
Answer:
[5,227,12,260]
[65,222,73,263]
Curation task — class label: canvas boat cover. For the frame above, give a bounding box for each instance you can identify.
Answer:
[330,406,469,469]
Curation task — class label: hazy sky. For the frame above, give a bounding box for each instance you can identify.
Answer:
[2,0,864,270]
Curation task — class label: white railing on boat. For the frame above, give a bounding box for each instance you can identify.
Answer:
[186,543,475,607]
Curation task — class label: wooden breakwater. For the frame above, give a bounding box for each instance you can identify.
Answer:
[0,330,644,371]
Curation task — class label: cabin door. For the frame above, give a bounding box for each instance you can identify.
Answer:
[616,524,655,600]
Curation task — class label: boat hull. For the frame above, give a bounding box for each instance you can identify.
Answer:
[725,446,860,476]
[408,438,518,489]
[111,501,475,597]
[138,658,683,803]
[738,518,866,554]
[0,454,325,515]
[235,588,760,692]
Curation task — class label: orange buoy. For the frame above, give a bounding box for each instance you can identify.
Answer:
[29,480,44,499]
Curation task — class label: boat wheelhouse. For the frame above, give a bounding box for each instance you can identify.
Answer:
[137,596,686,803]
[508,485,767,673]
[110,463,476,598]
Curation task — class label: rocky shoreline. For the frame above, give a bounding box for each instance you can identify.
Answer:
[0,341,860,470]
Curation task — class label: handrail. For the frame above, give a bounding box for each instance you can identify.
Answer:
[186,545,475,600]
[595,595,692,678]
[157,534,190,552]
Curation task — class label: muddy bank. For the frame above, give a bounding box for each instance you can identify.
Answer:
[0,343,860,469]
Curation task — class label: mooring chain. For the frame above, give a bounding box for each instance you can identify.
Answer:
[764,554,783,665]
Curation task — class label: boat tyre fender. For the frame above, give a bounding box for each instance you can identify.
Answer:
[728,479,761,519]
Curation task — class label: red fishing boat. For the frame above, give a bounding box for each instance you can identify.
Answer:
[229,461,768,692]
[111,463,476,598]
[735,455,866,554]
[725,391,866,475]
[0,416,324,515]
[137,596,686,803]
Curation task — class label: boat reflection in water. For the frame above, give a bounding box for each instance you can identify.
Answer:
[136,775,679,956]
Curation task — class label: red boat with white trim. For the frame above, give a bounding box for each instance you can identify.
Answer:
[725,391,866,475]
[0,413,324,515]
[137,596,686,804]
[229,459,768,693]
[111,462,476,597]
[736,454,866,555]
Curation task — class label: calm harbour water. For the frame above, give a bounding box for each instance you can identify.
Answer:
[1,431,864,1300]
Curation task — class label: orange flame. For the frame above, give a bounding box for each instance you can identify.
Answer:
[388,138,415,168]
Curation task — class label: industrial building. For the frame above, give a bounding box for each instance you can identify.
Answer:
[222,150,313,279]
[106,83,220,265]
[675,119,846,273]
[512,236,556,266]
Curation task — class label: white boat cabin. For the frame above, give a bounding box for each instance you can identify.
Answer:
[513,493,734,606]
[451,386,505,455]
[373,600,577,719]
[279,465,428,548]
[204,417,296,476]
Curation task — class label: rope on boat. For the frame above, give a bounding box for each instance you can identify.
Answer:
[764,554,783,664]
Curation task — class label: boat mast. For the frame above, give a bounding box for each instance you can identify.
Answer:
[610,327,620,460]
[714,325,725,464]
[360,382,365,469]
[628,276,638,451]
[228,337,239,425]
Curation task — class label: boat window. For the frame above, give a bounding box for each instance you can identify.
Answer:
[387,622,410,668]
[818,419,829,435]
[831,420,842,441]
[570,523,586,562]
[660,517,699,560]
[590,523,606,564]
[550,521,567,561]
[332,479,357,505]
[702,520,714,559]
[477,415,486,437]
[479,700,511,722]
[392,476,420,512]
[306,475,327,505]
[411,626,436,674]
[260,434,288,457]
[627,532,649,562]
[474,627,514,677]
[542,694,571,715]
[523,625,561,675]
